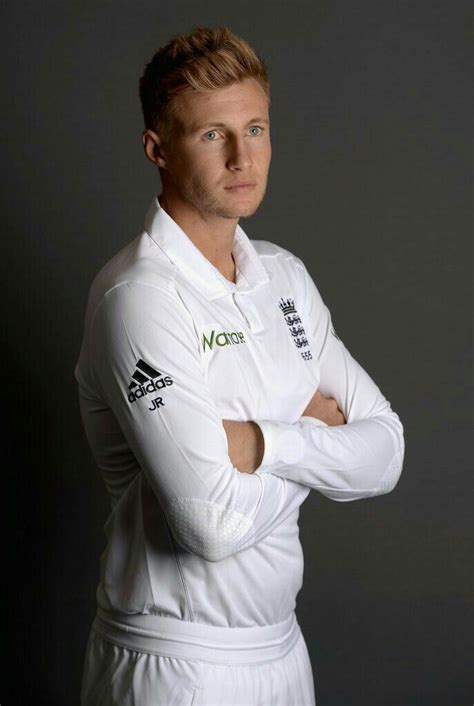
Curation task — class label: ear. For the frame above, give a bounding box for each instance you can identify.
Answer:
[142,129,168,168]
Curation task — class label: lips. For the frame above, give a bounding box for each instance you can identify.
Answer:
[225,183,256,190]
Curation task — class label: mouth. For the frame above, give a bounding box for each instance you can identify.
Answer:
[224,183,257,192]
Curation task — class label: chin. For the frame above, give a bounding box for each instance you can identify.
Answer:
[199,188,264,219]
[239,204,260,218]
[224,204,260,219]
[224,195,263,216]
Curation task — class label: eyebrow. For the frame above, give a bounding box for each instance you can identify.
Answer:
[189,117,270,133]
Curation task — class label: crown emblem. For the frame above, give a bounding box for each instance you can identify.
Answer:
[278,297,296,316]
[278,295,313,361]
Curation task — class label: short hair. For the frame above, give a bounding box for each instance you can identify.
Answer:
[139,26,271,144]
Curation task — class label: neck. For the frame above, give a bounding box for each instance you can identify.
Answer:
[158,192,237,283]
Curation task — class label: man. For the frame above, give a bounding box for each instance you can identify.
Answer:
[76,26,404,706]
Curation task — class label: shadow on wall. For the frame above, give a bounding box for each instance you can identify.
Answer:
[5,191,110,704]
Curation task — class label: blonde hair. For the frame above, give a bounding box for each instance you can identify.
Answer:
[139,26,271,143]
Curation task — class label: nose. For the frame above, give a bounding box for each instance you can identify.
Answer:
[226,135,253,171]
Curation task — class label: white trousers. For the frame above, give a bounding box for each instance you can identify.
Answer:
[80,608,317,705]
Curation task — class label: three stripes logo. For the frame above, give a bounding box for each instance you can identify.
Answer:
[127,358,173,405]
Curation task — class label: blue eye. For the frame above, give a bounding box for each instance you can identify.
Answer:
[203,126,264,141]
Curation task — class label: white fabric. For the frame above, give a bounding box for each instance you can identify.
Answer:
[91,606,299,663]
[80,620,316,705]
[75,194,404,627]
[75,194,404,703]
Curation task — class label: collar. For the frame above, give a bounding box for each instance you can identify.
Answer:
[144,195,271,300]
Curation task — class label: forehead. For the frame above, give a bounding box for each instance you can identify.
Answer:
[173,78,269,134]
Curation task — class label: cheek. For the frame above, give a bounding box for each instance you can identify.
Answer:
[173,144,204,171]
[254,139,271,164]
[267,141,272,162]
[257,151,271,177]
[186,149,218,175]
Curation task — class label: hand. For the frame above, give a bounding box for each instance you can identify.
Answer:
[222,420,264,474]
[302,389,347,426]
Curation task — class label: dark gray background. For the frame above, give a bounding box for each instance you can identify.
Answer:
[3,1,472,704]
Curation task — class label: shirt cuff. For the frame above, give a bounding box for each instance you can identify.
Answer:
[255,416,328,472]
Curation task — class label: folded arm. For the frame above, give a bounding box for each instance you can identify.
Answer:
[87,282,310,562]
[229,260,405,502]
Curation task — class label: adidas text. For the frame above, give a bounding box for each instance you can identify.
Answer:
[128,376,173,403]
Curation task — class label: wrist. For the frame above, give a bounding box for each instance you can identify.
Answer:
[248,421,265,473]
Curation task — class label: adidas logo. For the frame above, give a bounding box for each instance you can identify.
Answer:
[127,359,173,403]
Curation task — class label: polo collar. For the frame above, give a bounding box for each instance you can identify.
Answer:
[144,195,271,300]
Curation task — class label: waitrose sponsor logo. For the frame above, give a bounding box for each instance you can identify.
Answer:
[202,329,246,351]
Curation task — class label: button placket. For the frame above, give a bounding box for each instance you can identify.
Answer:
[232,293,263,333]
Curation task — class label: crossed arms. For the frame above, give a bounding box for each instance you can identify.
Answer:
[223,390,347,473]
[88,258,404,561]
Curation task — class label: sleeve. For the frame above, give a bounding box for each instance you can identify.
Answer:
[89,281,310,561]
[254,260,405,502]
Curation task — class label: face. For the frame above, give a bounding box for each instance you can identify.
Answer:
[150,77,272,220]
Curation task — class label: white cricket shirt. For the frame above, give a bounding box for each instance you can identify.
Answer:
[75,195,404,628]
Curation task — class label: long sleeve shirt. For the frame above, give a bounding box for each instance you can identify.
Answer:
[75,194,404,628]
